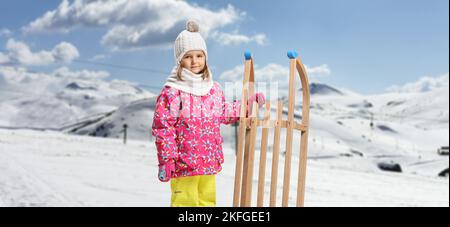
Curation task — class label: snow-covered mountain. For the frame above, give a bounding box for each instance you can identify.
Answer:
[308,82,344,96]
[64,97,157,141]
[0,66,155,128]
[56,80,449,179]
[61,82,346,143]
[1,71,448,206]
[305,85,448,177]
[1,68,448,179]
[274,83,345,105]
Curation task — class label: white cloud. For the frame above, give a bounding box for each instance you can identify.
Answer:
[0,66,59,95]
[52,42,80,63]
[219,62,331,100]
[305,64,331,76]
[219,64,245,82]
[0,65,152,128]
[4,39,54,65]
[89,54,109,61]
[386,73,449,93]
[53,67,110,80]
[0,39,79,66]
[0,28,12,37]
[211,31,267,46]
[220,63,331,82]
[0,67,7,87]
[0,53,8,64]
[23,0,265,50]
[0,66,110,95]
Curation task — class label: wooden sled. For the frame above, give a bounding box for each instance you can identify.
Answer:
[233,51,311,207]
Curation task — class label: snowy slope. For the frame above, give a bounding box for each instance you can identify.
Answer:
[308,82,345,96]
[0,66,155,128]
[65,97,157,141]
[0,129,448,207]
[305,86,449,177]
[60,82,449,178]
[1,71,448,206]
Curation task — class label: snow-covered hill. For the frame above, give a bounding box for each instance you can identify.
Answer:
[308,82,345,96]
[0,128,447,207]
[305,85,448,176]
[1,69,448,206]
[0,66,155,128]
[44,78,448,181]
[64,97,157,141]
[65,81,448,175]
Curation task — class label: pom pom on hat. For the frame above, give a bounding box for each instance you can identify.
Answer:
[186,20,199,33]
[174,20,208,65]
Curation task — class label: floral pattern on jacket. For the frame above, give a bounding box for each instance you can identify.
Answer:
[152,82,241,178]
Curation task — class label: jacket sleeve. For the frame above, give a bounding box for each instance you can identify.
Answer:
[220,94,242,125]
[151,87,180,166]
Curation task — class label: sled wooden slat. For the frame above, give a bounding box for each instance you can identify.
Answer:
[296,58,311,207]
[269,101,283,207]
[279,121,307,131]
[253,120,306,131]
[240,58,256,207]
[281,59,297,207]
[242,102,259,206]
[256,120,277,128]
[257,101,271,207]
[233,57,252,207]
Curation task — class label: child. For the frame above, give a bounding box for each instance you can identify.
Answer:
[151,20,265,207]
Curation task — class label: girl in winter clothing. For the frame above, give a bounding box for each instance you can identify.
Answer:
[151,20,265,207]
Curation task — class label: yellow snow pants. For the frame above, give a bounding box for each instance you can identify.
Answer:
[170,175,216,207]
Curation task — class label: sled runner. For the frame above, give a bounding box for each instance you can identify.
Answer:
[233,51,311,207]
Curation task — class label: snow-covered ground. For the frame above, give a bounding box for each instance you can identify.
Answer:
[55,83,449,179]
[0,129,447,207]
[1,67,448,206]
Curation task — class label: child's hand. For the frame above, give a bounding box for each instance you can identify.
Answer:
[158,163,175,182]
[247,92,266,116]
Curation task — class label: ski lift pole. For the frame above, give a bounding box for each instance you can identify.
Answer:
[123,124,128,145]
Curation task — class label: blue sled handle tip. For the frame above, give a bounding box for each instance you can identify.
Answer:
[244,51,252,60]
[287,51,298,59]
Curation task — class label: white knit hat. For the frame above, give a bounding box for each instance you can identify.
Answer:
[174,20,208,65]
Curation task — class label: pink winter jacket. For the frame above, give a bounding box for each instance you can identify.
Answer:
[151,82,241,178]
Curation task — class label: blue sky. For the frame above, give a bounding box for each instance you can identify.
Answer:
[0,0,448,94]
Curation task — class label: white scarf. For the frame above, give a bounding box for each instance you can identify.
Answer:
[164,66,214,96]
